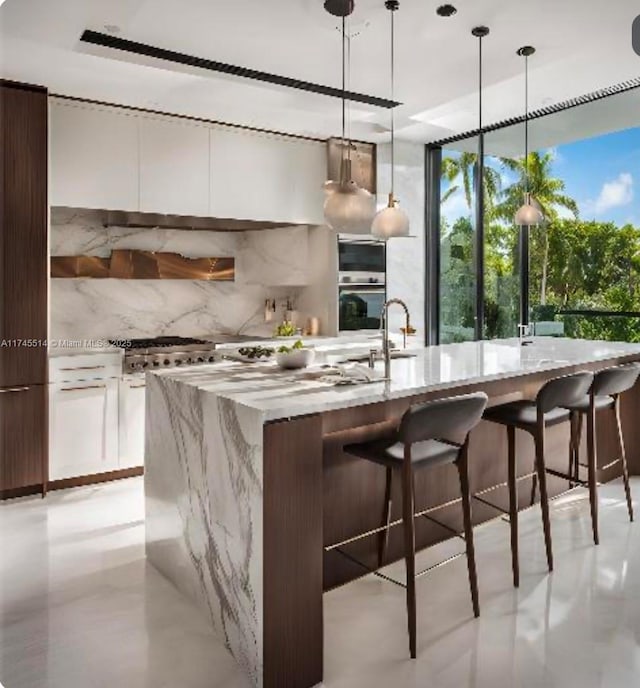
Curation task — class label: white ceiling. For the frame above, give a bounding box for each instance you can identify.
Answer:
[1,0,639,143]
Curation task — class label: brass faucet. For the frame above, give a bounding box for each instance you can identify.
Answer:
[381,298,411,379]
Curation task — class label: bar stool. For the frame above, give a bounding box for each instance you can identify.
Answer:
[479,371,593,587]
[343,392,488,659]
[561,363,640,545]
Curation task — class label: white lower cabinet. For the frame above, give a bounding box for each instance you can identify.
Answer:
[49,378,119,481]
[118,375,146,469]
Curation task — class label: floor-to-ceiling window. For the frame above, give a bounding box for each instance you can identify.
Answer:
[429,84,640,344]
[439,139,478,344]
[482,127,525,340]
[526,112,640,341]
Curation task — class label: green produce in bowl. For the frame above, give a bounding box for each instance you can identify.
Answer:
[277,339,304,354]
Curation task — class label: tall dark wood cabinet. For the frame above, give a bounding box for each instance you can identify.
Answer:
[0,81,49,498]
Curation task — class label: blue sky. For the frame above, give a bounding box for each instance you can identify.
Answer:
[442,126,640,227]
[548,127,640,226]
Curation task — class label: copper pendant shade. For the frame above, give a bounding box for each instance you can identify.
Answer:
[323,11,375,233]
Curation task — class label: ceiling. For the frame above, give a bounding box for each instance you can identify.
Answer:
[1,0,639,143]
[449,87,640,156]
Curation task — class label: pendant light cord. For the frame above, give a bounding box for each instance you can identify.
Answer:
[524,54,529,194]
[390,5,395,195]
[478,35,483,135]
[341,15,346,149]
[347,14,352,162]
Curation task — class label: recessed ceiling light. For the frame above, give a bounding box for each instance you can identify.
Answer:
[436,4,457,17]
[103,24,121,34]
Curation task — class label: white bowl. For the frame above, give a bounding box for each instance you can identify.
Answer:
[276,348,315,369]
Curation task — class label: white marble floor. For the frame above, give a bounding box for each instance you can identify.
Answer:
[1,477,639,688]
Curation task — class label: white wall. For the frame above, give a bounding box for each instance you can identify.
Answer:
[49,208,310,340]
[377,141,426,345]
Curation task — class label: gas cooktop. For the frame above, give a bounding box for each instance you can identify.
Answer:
[122,336,210,351]
[109,335,261,373]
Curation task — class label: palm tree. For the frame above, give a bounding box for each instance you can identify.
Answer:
[495,151,579,305]
[441,152,502,212]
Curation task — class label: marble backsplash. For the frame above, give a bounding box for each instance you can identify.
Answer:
[376,141,426,343]
[50,208,305,340]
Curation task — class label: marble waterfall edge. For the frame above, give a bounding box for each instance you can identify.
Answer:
[145,373,265,686]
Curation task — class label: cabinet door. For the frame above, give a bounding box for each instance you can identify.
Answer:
[0,385,47,492]
[210,128,326,224]
[0,85,48,387]
[49,379,119,481]
[139,116,209,216]
[119,377,146,469]
[50,100,139,211]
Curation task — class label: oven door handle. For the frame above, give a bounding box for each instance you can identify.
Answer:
[339,288,386,296]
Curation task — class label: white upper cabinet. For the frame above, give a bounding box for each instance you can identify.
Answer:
[209,127,326,225]
[139,116,210,216]
[50,100,327,224]
[50,100,139,211]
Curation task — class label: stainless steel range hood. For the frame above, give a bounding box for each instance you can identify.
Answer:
[52,206,303,232]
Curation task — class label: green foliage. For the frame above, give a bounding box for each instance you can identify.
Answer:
[441,149,640,343]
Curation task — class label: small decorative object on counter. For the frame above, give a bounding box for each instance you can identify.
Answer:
[307,317,320,336]
[275,340,315,369]
[274,320,298,337]
[264,299,276,322]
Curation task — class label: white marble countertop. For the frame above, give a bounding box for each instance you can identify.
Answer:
[149,337,640,421]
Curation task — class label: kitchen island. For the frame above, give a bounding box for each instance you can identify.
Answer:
[145,338,640,688]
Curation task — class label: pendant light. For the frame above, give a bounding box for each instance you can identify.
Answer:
[515,46,543,226]
[323,12,376,234]
[372,0,410,239]
[471,25,489,342]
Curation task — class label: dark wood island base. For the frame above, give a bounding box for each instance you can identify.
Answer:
[263,355,640,688]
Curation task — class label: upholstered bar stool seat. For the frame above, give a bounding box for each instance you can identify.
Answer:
[343,392,488,659]
[564,394,615,413]
[484,401,570,429]
[346,438,460,468]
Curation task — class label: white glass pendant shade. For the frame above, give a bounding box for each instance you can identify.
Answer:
[371,194,410,238]
[324,181,376,234]
[323,157,375,233]
[515,192,543,226]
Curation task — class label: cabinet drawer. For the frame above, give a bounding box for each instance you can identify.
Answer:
[119,376,146,469]
[49,353,122,383]
[49,379,119,481]
[0,385,47,492]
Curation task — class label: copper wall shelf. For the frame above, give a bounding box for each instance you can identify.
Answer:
[51,250,235,281]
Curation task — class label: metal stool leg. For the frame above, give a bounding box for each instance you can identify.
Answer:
[507,425,520,588]
[534,424,554,572]
[586,399,599,545]
[614,396,634,523]
[379,467,394,567]
[457,442,480,617]
[402,447,417,659]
